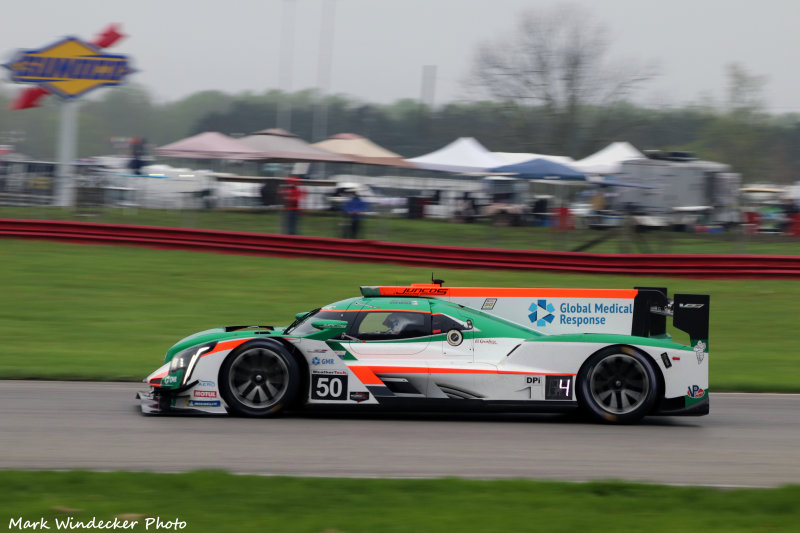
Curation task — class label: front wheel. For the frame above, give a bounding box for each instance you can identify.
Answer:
[578,345,660,424]
[219,340,300,417]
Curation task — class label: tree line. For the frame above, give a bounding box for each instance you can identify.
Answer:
[1,82,798,184]
[1,4,797,184]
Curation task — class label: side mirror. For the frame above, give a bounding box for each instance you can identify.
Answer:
[306,319,349,340]
[295,311,311,321]
[311,319,348,330]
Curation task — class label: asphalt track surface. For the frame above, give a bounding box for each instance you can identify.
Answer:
[1,381,798,488]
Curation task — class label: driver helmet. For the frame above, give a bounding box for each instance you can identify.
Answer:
[383,313,411,334]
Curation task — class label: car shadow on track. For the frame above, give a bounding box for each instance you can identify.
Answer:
[133,401,700,427]
[289,408,700,427]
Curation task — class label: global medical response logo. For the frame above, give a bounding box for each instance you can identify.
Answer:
[3,37,133,98]
[528,300,555,327]
[528,299,634,329]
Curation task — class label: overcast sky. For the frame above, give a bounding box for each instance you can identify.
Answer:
[2,0,797,113]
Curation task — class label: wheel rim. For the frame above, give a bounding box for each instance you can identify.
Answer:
[589,353,650,415]
[227,347,289,410]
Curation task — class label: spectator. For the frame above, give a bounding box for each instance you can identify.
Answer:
[279,175,304,235]
[532,197,549,226]
[128,138,146,175]
[343,192,369,239]
[591,190,606,212]
[260,182,271,206]
[457,192,477,223]
[780,198,798,234]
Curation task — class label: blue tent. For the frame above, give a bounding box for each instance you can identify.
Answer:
[492,158,586,181]
[590,175,656,189]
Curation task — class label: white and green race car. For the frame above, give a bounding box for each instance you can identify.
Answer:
[139,282,709,423]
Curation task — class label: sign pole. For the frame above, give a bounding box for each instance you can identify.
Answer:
[55,98,78,207]
[3,25,131,208]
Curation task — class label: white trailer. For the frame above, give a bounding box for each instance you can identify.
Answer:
[616,153,740,226]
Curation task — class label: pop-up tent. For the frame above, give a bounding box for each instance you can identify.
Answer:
[493,152,576,167]
[492,158,586,181]
[572,142,645,175]
[239,128,353,163]
[156,132,267,160]
[312,133,415,168]
[406,137,507,173]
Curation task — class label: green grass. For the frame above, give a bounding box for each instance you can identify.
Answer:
[0,239,798,391]
[1,471,799,533]
[3,206,799,254]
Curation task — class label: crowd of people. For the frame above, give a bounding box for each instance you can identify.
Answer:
[278,175,369,239]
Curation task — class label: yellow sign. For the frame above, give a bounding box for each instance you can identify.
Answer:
[3,36,133,99]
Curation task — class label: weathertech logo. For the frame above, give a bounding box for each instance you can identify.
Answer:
[528,300,555,327]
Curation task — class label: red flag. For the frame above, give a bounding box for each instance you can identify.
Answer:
[92,23,125,48]
[9,87,50,110]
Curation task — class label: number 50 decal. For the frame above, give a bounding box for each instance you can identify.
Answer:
[311,374,348,401]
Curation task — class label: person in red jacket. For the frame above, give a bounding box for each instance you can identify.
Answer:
[280,175,304,235]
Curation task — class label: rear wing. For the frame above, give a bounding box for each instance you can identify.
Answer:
[633,286,710,349]
[360,284,709,348]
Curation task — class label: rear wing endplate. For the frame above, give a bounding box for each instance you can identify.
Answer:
[633,286,710,345]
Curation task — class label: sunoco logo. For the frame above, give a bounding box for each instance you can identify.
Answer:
[528,300,555,327]
[3,36,134,98]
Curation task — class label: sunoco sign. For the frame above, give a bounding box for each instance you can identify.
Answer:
[3,36,133,99]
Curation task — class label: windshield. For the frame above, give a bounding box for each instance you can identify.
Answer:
[284,309,350,337]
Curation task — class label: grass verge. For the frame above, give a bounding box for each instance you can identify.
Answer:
[1,471,799,533]
[0,239,797,391]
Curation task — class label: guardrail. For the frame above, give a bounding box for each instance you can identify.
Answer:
[1,218,799,278]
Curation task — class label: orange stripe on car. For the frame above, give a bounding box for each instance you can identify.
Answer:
[377,287,637,299]
[350,365,575,376]
[148,370,168,386]
[203,338,254,357]
[322,308,431,313]
[348,365,384,385]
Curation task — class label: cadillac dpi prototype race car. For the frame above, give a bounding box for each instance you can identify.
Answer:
[139,282,709,423]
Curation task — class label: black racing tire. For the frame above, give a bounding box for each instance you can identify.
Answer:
[577,345,660,424]
[218,340,300,417]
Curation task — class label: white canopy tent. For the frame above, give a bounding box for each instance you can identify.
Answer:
[572,142,645,175]
[406,137,507,173]
[492,152,577,168]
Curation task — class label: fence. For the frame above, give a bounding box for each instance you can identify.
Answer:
[1,218,799,278]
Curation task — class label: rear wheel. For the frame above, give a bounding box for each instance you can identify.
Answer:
[219,340,299,417]
[578,346,659,424]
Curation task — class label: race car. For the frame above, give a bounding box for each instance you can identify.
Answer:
[138,282,709,423]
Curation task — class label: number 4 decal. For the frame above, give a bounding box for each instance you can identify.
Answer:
[545,376,574,400]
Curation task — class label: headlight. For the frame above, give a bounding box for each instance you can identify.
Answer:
[167,342,216,386]
[169,352,188,372]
